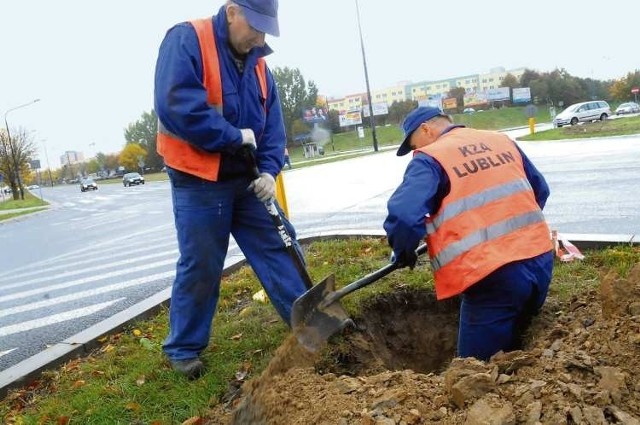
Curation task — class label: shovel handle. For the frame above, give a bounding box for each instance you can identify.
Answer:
[241,147,314,289]
[325,244,428,306]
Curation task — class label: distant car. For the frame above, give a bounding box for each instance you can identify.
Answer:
[615,102,640,115]
[463,107,476,114]
[553,100,610,127]
[2,186,11,194]
[80,178,98,192]
[123,172,145,187]
[27,184,39,190]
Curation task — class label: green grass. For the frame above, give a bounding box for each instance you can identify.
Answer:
[0,208,48,222]
[518,115,640,141]
[2,237,639,424]
[0,192,48,211]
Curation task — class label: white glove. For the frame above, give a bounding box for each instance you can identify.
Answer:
[240,128,257,151]
[249,172,276,202]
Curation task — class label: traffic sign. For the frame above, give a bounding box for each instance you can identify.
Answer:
[632,87,639,94]
[524,104,538,118]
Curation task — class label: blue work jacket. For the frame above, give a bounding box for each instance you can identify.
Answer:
[154,6,286,179]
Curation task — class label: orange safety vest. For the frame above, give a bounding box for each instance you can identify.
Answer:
[418,128,552,300]
[157,18,268,181]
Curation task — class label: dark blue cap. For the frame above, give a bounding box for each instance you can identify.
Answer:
[234,0,280,37]
[397,106,444,156]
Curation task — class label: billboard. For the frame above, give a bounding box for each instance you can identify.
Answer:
[464,91,488,107]
[512,87,532,104]
[339,111,362,127]
[302,107,328,123]
[487,87,510,101]
[418,95,443,109]
[362,102,389,118]
[442,97,458,110]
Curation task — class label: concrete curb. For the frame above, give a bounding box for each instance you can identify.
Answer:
[1,231,637,398]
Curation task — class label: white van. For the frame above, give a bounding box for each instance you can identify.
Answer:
[553,100,611,127]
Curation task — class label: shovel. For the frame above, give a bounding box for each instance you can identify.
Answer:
[291,244,428,352]
[242,147,315,290]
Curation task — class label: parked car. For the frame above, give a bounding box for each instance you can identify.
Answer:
[553,100,611,128]
[463,107,476,114]
[123,172,145,187]
[615,102,640,115]
[2,186,11,194]
[27,184,39,190]
[80,178,98,192]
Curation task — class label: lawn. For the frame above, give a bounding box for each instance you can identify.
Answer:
[0,192,48,211]
[518,115,640,141]
[2,237,638,424]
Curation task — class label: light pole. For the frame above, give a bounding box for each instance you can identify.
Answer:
[354,0,378,152]
[3,99,41,200]
[41,139,54,187]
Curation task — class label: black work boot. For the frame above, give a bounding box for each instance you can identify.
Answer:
[170,358,205,380]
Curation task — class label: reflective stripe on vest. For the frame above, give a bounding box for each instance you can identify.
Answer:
[156,17,268,181]
[419,128,552,300]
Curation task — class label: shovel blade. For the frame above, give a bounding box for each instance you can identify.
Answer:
[291,274,353,352]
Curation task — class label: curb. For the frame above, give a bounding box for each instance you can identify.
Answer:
[1,231,637,398]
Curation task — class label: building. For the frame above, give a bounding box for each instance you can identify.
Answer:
[60,151,84,166]
[326,66,527,108]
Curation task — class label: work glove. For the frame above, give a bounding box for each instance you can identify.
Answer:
[390,249,418,270]
[248,172,276,203]
[240,128,257,151]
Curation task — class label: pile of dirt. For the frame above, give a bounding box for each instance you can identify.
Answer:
[207,263,640,424]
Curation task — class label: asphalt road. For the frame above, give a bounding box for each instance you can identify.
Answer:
[1,128,639,370]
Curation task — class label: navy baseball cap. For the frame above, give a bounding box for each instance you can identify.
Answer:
[397,106,445,156]
[234,0,280,37]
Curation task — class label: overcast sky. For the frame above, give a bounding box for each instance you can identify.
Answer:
[1,0,637,167]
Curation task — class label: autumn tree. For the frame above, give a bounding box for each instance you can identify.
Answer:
[272,67,318,142]
[0,126,37,199]
[124,110,162,171]
[609,70,640,102]
[119,143,147,173]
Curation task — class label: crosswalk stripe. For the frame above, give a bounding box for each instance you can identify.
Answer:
[0,348,17,359]
[0,224,173,279]
[0,238,175,284]
[0,298,125,337]
[0,271,174,319]
[0,258,176,304]
[0,249,178,291]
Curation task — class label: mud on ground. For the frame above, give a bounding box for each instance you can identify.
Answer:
[207,263,640,425]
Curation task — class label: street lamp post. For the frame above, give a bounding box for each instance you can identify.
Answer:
[41,139,54,187]
[3,99,41,200]
[354,0,378,152]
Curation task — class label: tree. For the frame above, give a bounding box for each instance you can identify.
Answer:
[272,67,318,142]
[119,143,147,172]
[0,126,37,200]
[609,70,640,102]
[447,87,467,113]
[500,73,519,89]
[387,100,418,125]
[124,110,162,171]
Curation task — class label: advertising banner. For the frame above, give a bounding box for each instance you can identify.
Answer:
[442,97,457,110]
[487,87,510,101]
[419,95,443,109]
[339,111,362,127]
[512,87,532,104]
[362,102,389,118]
[302,107,328,123]
[464,91,488,107]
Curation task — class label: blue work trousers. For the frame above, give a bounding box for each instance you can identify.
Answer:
[457,251,553,361]
[163,168,308,361]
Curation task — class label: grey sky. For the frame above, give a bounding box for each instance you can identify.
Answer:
[1,1,636,167]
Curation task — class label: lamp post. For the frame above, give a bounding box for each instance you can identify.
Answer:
[354,0,378,152]
[3,99,41,200]
[41,139,54,187]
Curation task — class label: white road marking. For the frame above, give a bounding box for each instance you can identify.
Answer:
[0,271,174,318]
[0,298,125,337]
[0,249,178,291]
[0,259,176,303]
[0,236,174,283]
[0,348,17,358]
